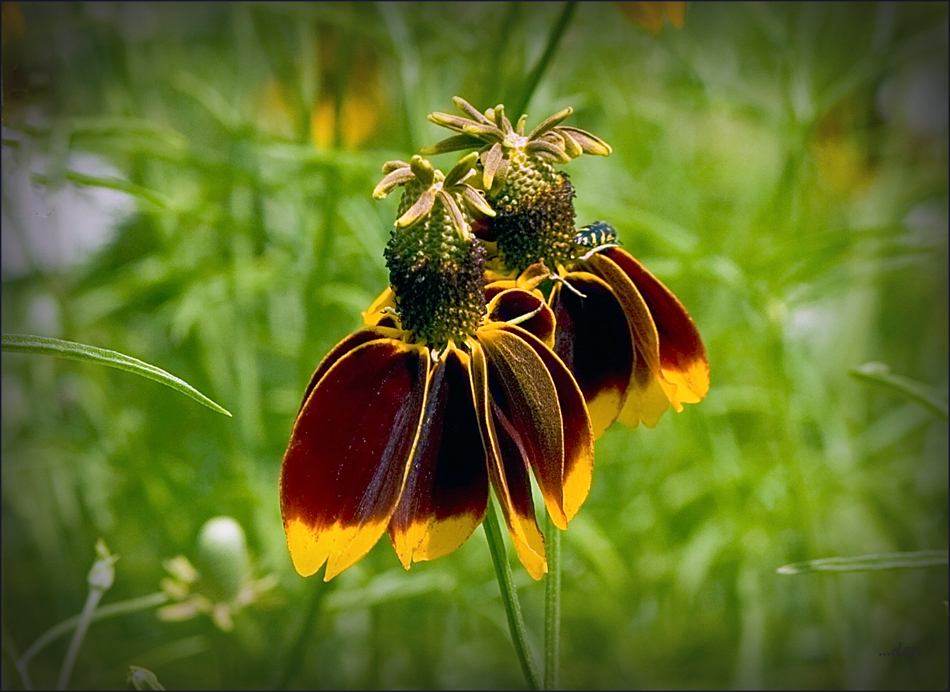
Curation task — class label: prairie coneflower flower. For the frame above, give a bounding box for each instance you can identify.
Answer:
[279,154,594,581]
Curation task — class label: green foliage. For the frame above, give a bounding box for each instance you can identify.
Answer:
[2,2,947,690]
[1,335,231,416]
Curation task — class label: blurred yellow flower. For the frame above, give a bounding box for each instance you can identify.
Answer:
[615,1,686,35]
[256,28,382,149]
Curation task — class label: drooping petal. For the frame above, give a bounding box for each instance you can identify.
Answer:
[389,346,488,567]
[470,344,547,579]
[280,339,431,580]
[478,327,567,526]
[582,254,672,428]
[295,328,390,418]
[486,287,555,347]
[618,354,671,429]
[600,247,709,408]
[550,273,634,438]
[497,324,594,527]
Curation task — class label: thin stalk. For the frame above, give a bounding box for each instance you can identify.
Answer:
[543,513,561,690]
[513,2,579,117]
[484,498,541,690]
[17,592,169,690]
[56,587,104,690]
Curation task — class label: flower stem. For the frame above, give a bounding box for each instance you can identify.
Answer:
[56,587,104,690]
[513,1,579,117]
[543,513,561,690]
[484,498,541,690]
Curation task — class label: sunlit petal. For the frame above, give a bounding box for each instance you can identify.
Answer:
[363,287,396,326]
[601,247,709,408]
[617,352,671,429]
[550,273,634,438]
[498,324,594,526]
[583,254,677,427]
[389,346,488,567]
[280,340,430,579]
[470,344,547,579]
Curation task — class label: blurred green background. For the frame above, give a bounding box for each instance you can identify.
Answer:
[2,2,947,689]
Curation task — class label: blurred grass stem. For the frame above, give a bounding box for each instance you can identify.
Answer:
[513,2,578,117]
[273,580,332,690]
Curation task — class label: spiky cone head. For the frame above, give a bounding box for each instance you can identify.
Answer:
[374,154,495,350]
[422,97,610,275]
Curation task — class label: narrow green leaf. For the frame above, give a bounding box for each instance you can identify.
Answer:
[1,334,232,417]
[777,550,949,575]
[850,362,949,419]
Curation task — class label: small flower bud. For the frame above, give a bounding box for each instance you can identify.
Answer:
[127,665,165,690]
[195,516,250,603]
[88,539,118,592]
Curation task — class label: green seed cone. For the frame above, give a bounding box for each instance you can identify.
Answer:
[489,171,577,273]
[385,192,487,349]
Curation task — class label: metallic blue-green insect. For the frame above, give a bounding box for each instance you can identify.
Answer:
[573,221,619,249]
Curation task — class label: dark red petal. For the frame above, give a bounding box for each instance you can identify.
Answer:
[470,344,546,579]
[550,273,634,438]
[296,328,389,417]
[600,247,709,407]
[487,288,556,347]
[478,328,564,520]
[389,346,488,567]
[280,339,430,579]
[497,324,594,527]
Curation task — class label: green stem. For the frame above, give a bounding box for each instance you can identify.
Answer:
[56,587,104,690]
[17,592,168,689]
[273,580,332,690]
[513,1,578,117]
[543,513,561,690]
[484,497,541,690]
